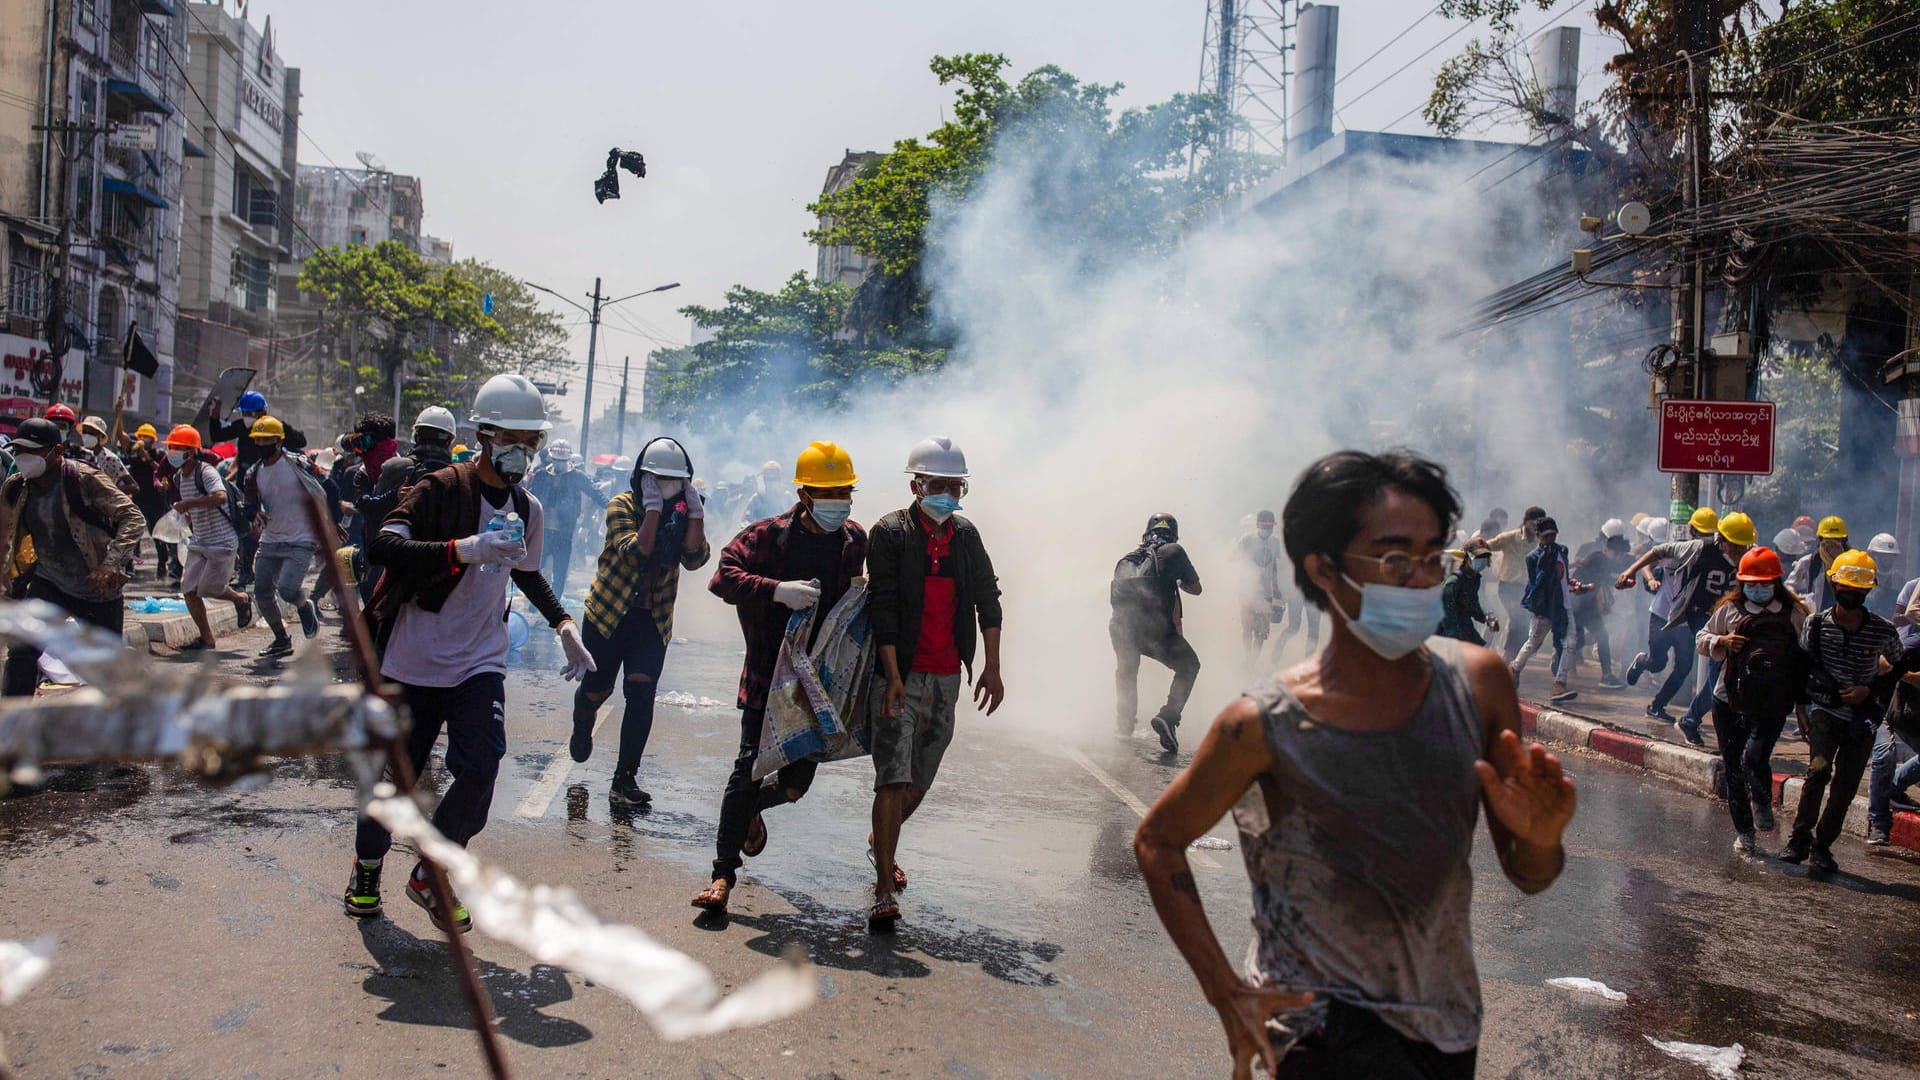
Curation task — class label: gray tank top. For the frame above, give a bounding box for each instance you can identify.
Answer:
[1232,636,1485,1053]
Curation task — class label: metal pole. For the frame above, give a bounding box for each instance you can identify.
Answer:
[614,355,629,456]
[579,277,602,455]
[1672,22,1712,521]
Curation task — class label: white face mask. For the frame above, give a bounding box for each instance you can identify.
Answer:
[15,454,47,480]
[655,478,684,498]
[82,434,99,449]
[489,442,532,483]
[164,449,188,468]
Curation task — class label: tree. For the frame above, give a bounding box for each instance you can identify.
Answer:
[445,259,570,386]
[296,241,500,421]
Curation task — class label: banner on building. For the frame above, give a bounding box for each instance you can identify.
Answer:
[1656,399,1776,476]
[0,334,86,412]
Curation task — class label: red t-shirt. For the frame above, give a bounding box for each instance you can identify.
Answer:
[912,516,961,675]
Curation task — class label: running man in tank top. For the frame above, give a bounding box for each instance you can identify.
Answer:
[1135,450,1577,1079]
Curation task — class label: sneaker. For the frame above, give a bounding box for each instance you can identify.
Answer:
[232,595,253,629]
[1866,824,1891,846]
[1150,715,1180,754]
[1645,704,1674,721]
[1550,683,1578,703]
[405,866,472,933]
[343,859,383,917]
[1752,803,1776,832]
[1779,835,1810,864]
[569,713,594,763]
[1733,832,1758,855]
[1674,720,1706,747]
[609,774,651,808]
[1808,845,1839,873]
[297,601,319,639]
[1625,653,1649,686]
[1891,791,1920,813]
[1597,676,1626,690]
[259,636,294,660]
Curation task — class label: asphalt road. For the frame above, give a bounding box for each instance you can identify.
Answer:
[3,604,1919,1079]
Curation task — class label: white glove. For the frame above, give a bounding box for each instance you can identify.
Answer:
[773,579,822,611]
[638,473,664,514]
[558,621,597,681]
[454,530,526,567]
[683,483,704,520]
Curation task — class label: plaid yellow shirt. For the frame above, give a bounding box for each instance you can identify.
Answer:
[584,491,712,641]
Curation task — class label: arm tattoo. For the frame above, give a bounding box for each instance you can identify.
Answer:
[1170,871,1201,904]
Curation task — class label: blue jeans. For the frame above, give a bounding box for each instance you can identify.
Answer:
[1649,614,1706,712]
[1867,722,1920,832]
[252,541,314,633]
[1682,658,1722,727]
[356,673,508,860]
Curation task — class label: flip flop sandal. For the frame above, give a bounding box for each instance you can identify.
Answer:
[867,899,901,933]
[866,848,908,891]
[691,884,731,911]
[742,814,768,858]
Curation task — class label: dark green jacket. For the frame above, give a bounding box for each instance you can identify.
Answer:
[867,505,1003,678]
[1438,566,1490,646]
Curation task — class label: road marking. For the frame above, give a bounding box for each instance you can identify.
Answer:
[1062,747,1220,869]
[515,708,615,820]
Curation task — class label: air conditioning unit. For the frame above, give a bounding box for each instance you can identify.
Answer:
[1710,331,1752,360]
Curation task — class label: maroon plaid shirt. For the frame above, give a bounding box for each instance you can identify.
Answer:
[709,505,868,710]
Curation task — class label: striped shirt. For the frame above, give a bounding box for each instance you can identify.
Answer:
[178,461,239,551]
[1802,608,1902,721]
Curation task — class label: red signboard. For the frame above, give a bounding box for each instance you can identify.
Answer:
[1657,399,1776,476]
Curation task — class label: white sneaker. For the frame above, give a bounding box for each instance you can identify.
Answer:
[1733,832,1758,856]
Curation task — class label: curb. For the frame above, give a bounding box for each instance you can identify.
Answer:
[122,602,244,648]
[1519,702,1916,854]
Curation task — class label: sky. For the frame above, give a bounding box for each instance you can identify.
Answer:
[233,0,1616,425]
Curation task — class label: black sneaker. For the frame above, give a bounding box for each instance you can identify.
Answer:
[1779,835,1810,864]
[233,595,253,629]
[406,865,471,933]
[1752,803,1776,832]
[1646,704,1674,721]
[1150,715,1179,754]
[343,860,383,917]
[1866,824,1891,846]
[1891,791,1920,813]
[609,774,651,808]
[1808,845,1839,873]
[297,601,319,639]
[1675,720,1706,747]
[259,636,294,660]
[569,713,594,763]
[1625,652,1649,687]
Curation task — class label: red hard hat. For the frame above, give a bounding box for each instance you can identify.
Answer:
[44,403,77,424]
[1736,546,1783,582]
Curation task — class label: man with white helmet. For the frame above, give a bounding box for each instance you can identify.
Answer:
[1868,533,1902,618]
[1569,519,1633,689]
[346,373,595,933]
[527,436,609,591]
[568,436,710,808]
[350,405,463,599]
[863,436,1004,930]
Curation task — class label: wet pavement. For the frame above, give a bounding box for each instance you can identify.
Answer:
[3,594,1920,1078]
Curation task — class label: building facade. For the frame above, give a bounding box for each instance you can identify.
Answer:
[814,149,878,289]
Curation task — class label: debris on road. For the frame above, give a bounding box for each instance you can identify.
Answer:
[1644,1036,1745,1078]
[1545,976,1627,1001]
[0,938,53,1006]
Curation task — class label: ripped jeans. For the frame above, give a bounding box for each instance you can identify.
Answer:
[573,609,668,778]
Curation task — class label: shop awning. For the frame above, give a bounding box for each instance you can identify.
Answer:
[104,79,173,116]
[181,136,208,159]
[102,176,169,210]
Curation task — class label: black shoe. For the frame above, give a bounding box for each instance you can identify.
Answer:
[259,636,294,660]
[1891,791,1920,813]
[1150,715,1179,754]
[609,774,651,807]
[1646,704,1674,721]
[1625,653,1648,686]
[569,714,593,763]
[343,859,383,917]
[1752,803,1776,832]
[297,601,319,639]
[1780,835,1810,864]
[233,595,253,629]
[1675,720,1706,748]
[1808,845,1839,873]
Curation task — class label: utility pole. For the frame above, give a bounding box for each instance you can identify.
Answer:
[1670,0,1715,524]
[581,277,603,456]
[614,355,630,456]
[32,119,113,409]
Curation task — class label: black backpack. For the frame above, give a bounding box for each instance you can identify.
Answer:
[1726,607,1806,716]
[1110,545,1166,615]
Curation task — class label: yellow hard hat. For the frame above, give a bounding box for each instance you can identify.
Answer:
[1717,511,1756,548]
[249,415,287,439]
[1688,506,1719,534]
[134,423,158,441]
[452,443,469,455]
[1817,515,1848,540]
[1828,549,1877,590]
[793,441,857,488]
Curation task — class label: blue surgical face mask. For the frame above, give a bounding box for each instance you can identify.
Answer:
[921,493,961,523]
[1331,572,1444,660]
[1743,583,1775,604]
[808,498,851,530]
[1470,556,1491,572]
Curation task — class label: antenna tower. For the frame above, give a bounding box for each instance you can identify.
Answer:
[1197,0,1297,156]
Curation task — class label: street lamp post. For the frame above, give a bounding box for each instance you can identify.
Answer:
[525,279,679,455]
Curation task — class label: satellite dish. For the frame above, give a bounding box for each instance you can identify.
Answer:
[1617,201,1652,236]
[354,150,388,173]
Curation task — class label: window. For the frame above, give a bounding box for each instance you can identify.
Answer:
[96,287,121,352]
[349,226,367,246]
[349,191,367,210]
[248,185,277,231]
[295,187,308,206]
[7,242,44,321]
[144,25,164,74]
[228,250,273,313]
[77,79,97,123]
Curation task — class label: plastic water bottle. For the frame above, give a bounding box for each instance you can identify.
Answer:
[478,508,518,574]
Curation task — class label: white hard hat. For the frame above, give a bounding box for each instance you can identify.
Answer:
[638,437,692,479]
[904,435,968,479]
[1645,518,1671,543]
[612,455,634,473]
[467,374,552,432]
[548,438,574,460]
[1601,518,1627,539]
[413,405,458,436]
[1772,528,1808,558]
[1869,532,1900,556]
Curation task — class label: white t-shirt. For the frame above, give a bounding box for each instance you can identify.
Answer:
[254,455,315,546]
[379,490,544,688]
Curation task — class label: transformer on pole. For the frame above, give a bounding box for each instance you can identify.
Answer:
[1196,0,1298,156]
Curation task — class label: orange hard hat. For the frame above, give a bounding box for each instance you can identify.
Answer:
[1736,546,1783,582]
[164,424,204,451]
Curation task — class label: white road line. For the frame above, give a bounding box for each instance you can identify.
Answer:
[1062,747,1220,869]
[515,708,615,820]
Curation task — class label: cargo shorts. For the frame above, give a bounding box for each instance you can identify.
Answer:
[870,671,962,791]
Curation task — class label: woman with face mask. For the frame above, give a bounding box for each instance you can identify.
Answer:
[1695,547,1810,854]
[1438,537,1500,647]
[1135,450,1574,1079]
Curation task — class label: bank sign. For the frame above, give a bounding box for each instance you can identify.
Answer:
[1657,399,1776,476]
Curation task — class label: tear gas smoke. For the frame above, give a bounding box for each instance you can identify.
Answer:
[665,99,1667,737]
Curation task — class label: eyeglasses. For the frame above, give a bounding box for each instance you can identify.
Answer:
[917,477,967,497]
[1344,550,1448,586]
